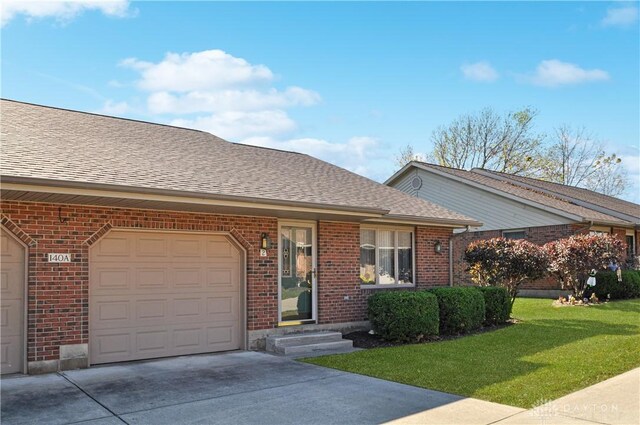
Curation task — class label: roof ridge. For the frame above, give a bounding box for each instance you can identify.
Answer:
[0,98,219,138]
[474,168,639,207]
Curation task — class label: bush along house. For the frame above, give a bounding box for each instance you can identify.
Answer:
[386,161,640,297]
[0,99,481,374]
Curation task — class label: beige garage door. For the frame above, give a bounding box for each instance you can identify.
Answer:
[1,228,25,374]
[90,230,243,364]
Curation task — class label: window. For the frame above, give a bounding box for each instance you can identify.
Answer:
[626,235,635,259]
[503,230,526,240]
[360,227,414,285]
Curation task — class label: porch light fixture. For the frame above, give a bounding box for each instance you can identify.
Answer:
[434,240,442,254]
[260,233,272,250]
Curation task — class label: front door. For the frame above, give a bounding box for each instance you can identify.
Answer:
[279,223,316,324]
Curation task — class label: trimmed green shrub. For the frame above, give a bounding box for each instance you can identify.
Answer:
[477,286,511,325]
[367,291,439,342]
[593,271,640,300]
[429,287,485,335]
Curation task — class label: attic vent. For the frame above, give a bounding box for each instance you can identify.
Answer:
[411,176,422,190]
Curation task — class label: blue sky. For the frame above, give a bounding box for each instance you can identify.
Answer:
[2,1,639,201]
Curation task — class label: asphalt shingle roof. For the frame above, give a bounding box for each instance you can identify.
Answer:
[478,169,640,223]
[409,162,636,226]
[0,99,479,226]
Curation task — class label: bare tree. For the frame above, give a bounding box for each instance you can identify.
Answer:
[540,125,628,196]
[394,144,426,168]
[430,107,544,175]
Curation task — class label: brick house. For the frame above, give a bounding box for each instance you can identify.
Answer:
[386,162,640,295]
[0,100,480,375]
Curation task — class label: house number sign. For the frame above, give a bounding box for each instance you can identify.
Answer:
[48,253,72,263]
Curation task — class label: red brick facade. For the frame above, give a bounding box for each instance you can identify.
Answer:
[451,223,636,290]
[316,222,452,324]
[453,224,576,289]
[1,201,452,366]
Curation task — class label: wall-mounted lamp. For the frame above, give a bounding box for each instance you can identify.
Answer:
[434,240,442,254]
[260,233,272,250]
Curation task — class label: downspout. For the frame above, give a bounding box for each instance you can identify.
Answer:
[574,221,593,235]
[450,225,471,286]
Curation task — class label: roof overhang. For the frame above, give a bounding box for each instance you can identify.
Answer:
[1,177,477,227]
[1,177,389,222]
[365,215,482,228]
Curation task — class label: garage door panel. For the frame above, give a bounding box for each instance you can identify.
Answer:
[174,268,204,288]
[136,299,168,320]
[1,300,24,336]
[206,240,238,259]
[93,268,130,291]
[90,331,133,356]
[1,229,24,374]
[207,268,239,289]
[206,294,239,318]
[1,337,23,372]
[173,328,202,350]
[137,237,168,257]
[172,238,202,258]
[1,267,23,294]
[207,325,236,348]
[94,300,131,324]
[93,236,131,258]
[137,330,169,353]
[135,268,169,289]
[90,231,242,364]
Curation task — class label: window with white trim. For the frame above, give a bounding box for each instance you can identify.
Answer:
[360,227,414,286]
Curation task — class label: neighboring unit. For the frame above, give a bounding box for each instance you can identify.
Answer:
[386,162,640,296]
[0,99,481,374]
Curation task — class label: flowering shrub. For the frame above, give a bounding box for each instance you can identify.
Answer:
[544,234,625,298]
[464,238,548,307]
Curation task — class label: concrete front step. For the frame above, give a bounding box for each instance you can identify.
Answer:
[272,340,354,355]
[266,331,343,350]
[265,331,353,355]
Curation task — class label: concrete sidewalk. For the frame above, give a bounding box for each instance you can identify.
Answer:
[386,367,640,425]
[494,367,640,425]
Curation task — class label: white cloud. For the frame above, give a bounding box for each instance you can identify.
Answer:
[98,100,132,115]
[121,50,274,93]
[147,87,320,114]
[109,49,382,178]
[242,136,378,162]
[614,144,640,203]
[1,0,132,27]
[460,61,499,82]
[239,136,382,177]
[601,5,639,28]
[170,110,297,141]
[527,59,610,87]
[116,49,321,142]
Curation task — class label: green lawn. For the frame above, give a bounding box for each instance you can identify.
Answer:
[303,298,640,408]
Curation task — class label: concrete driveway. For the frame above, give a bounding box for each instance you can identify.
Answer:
[0,351,520,425]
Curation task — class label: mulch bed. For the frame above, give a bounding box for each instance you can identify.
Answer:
[344,321,515,349]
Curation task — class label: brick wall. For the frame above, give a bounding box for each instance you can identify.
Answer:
[2,201,454,362]
[1,201,278,362]
[317,223,452,324]
[451,224,587,290]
